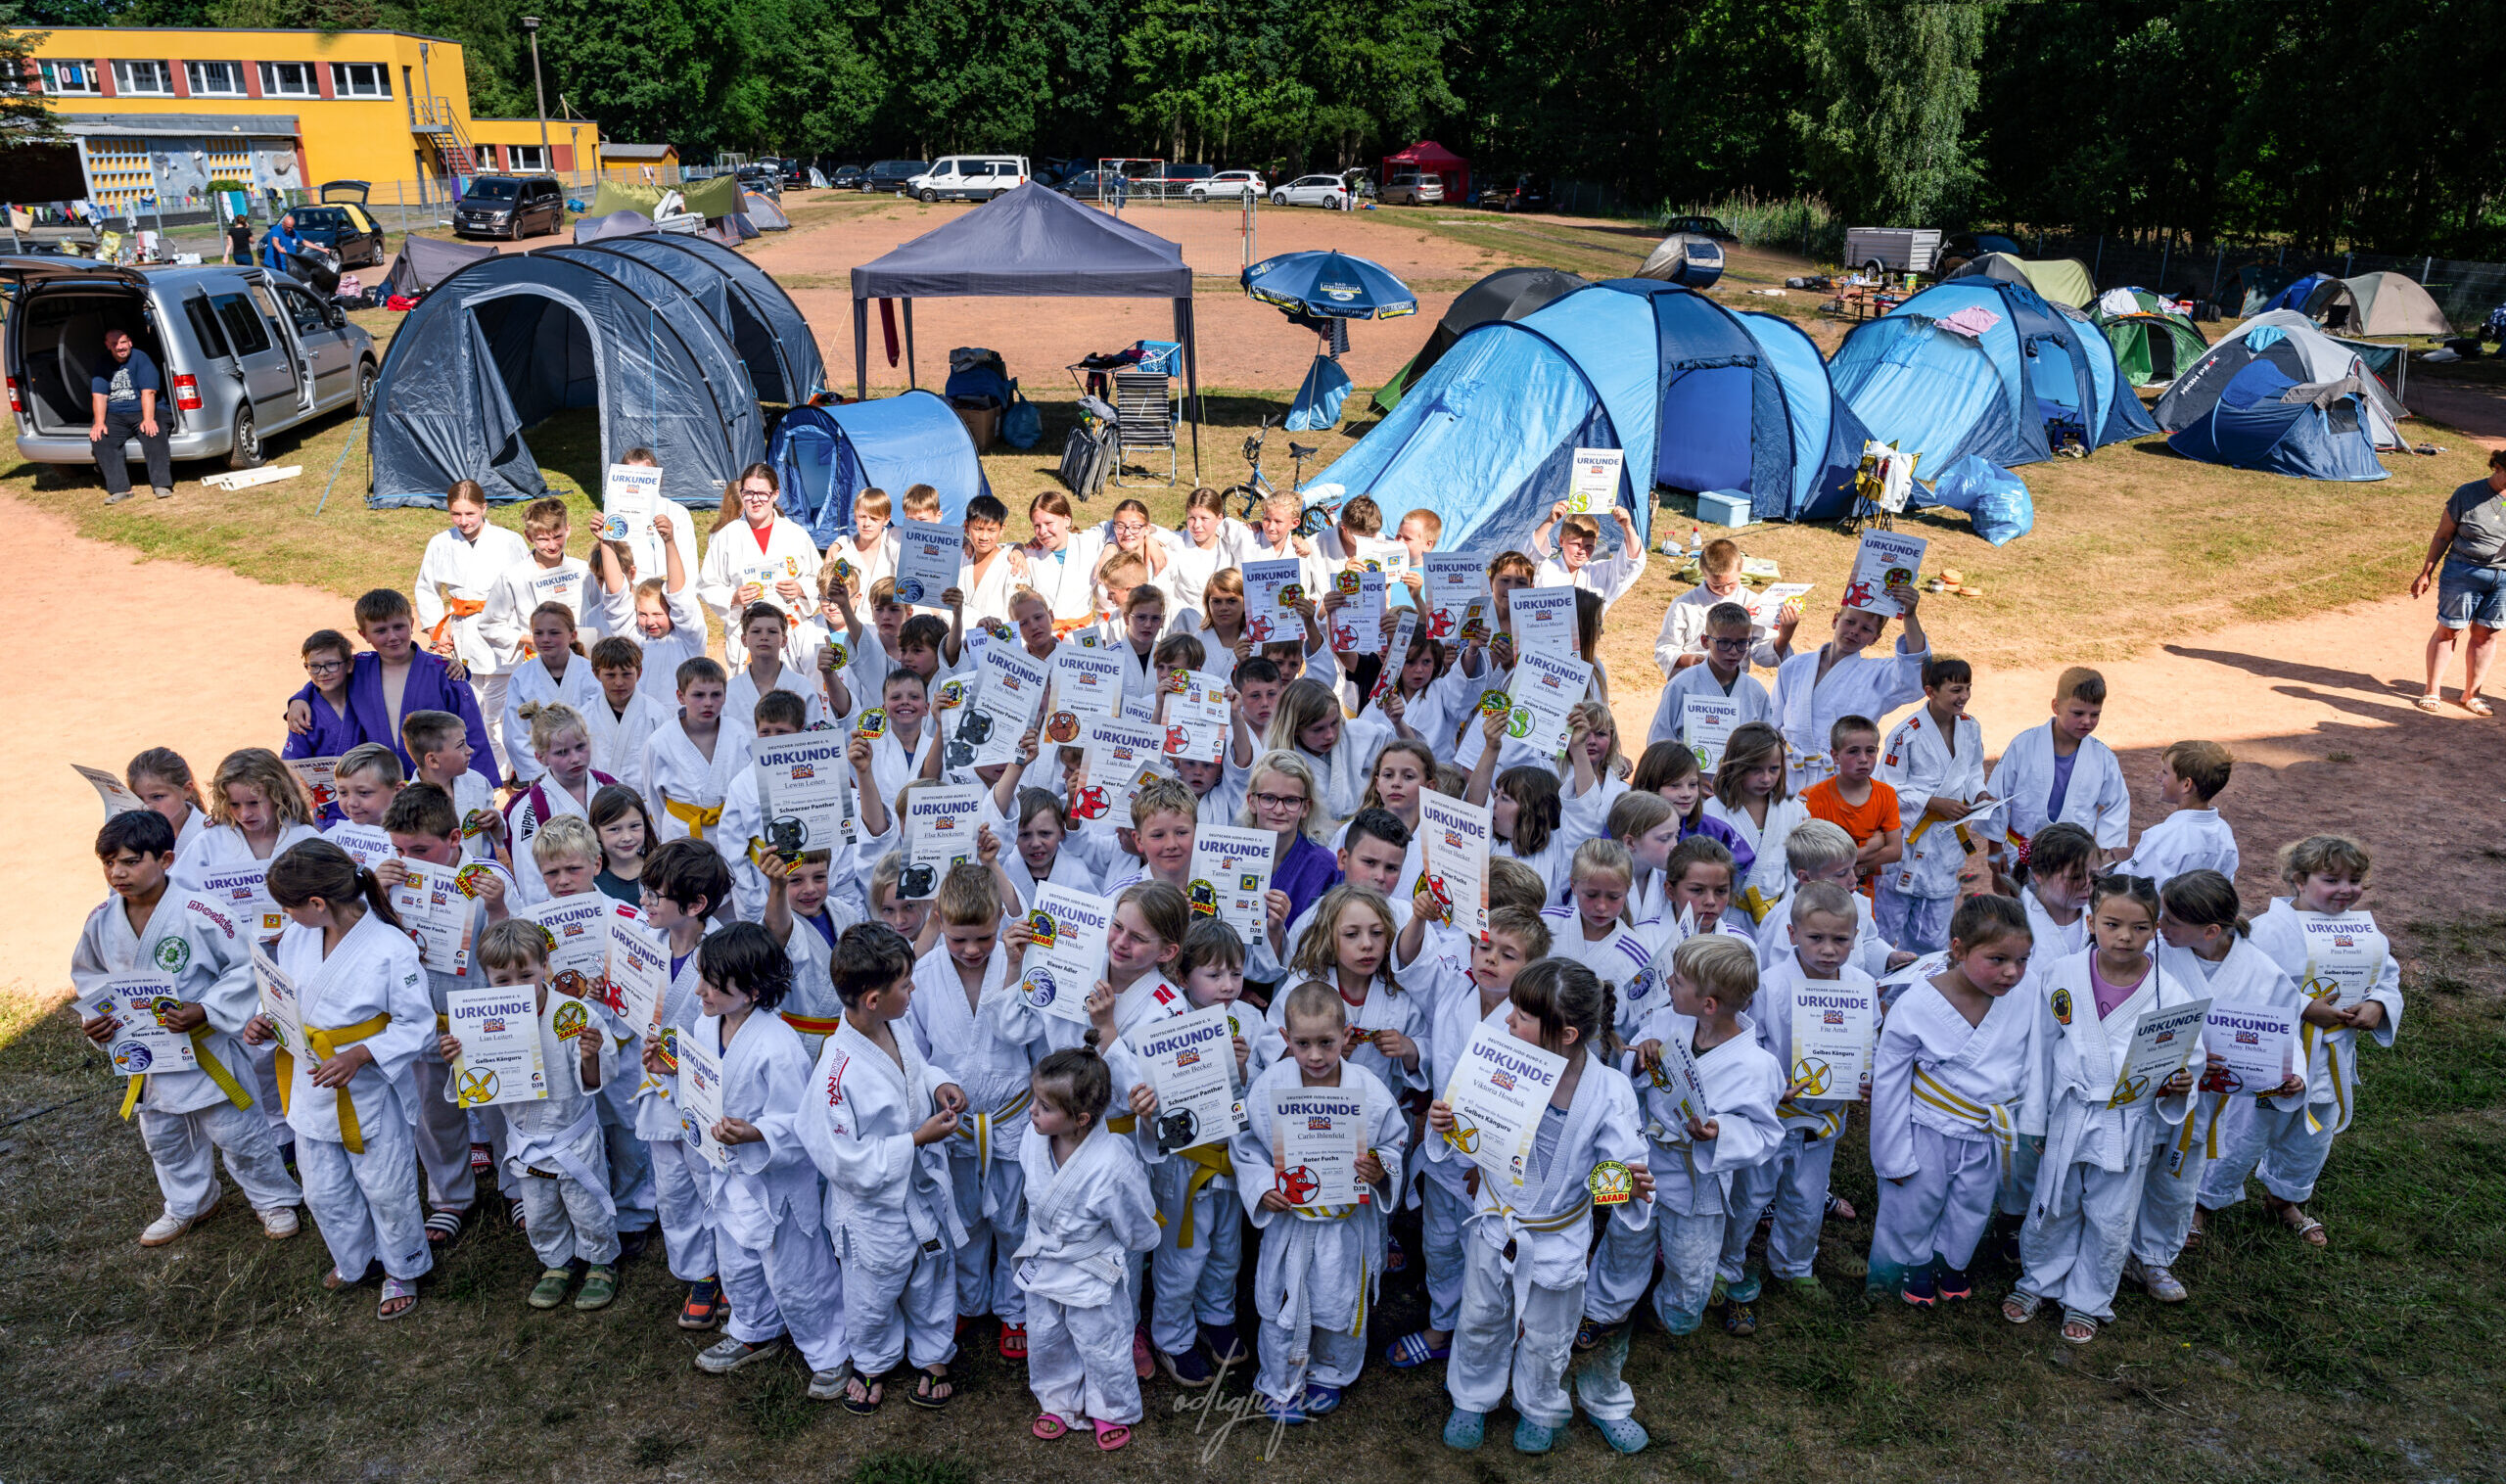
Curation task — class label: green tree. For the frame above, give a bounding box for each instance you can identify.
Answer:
[0,9,61,146]
[1798,0,1991,224]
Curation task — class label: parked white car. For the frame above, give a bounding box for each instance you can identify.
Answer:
[1189,170,1265,203]
[1270,174,1350,209]
[906,155,1030,202]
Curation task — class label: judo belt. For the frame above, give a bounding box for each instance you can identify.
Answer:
[427,597,486,654]
[779,1010,845,1041]
[506,1106,616,1221]
[1105,1112,1137,1136]
[275,1012,393,1154]
[2296,1015,2346,1136]
[951,1087,1033,1196]
[1275,1198,1373,1363]
[1911,1067,2019,1192]
[120,1025,255,1121]
[2169,1094,2225,1180]
[1466,1191,1595,1321]
[1172,1142,1235,1248]
[662,797,723,840]
[1775,1100,1846,1143]
[1740,885,1781,926]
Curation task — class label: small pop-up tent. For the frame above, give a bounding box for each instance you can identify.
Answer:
[1828,279,2155,472]
[377,233,496,299]
[2341,271,2451,337]
[2154,310,2405,483]
[2091,287,2207,387]
[769,391,992,537]
[741,191,792,231]
[1371,265,1586,415]
[573,209,655,245]
[1380,140,1469,203]
[1323,279,1871,551]
[1944,252,2097,308]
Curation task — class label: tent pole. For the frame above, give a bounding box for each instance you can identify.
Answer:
[854,297,868,400]
[1178,296,1201,482]
[904,300,917,391]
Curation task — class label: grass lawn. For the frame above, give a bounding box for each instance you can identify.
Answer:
[4,913,2496,1484]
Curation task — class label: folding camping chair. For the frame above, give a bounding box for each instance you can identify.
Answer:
[1112,369,1178,487]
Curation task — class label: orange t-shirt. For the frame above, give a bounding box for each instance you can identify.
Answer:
[1801,778,1900,895]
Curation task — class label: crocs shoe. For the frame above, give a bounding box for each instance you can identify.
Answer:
[1780,1275,1830,1305]
[1513,1418,1557,1455]
[1592,1414,1649,1455]
[1442,1408,1486,1452]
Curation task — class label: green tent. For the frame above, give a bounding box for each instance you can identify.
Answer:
[2089,288,2208,387]
[1943,252,2097,309]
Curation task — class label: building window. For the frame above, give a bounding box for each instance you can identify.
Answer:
[40,60,102,96]
[112,60,175,96]
[329,63,391,98]
[184,61,246,97]
[258,61,316,98]
[508,144,547,172]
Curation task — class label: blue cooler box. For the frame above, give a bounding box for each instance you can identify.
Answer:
[1696,488,1752,528]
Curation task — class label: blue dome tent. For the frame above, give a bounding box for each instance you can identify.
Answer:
[768,391,993,543]
[1827,280,2156,475]
[2153,312,2402,482]
[1320,280,1870,552]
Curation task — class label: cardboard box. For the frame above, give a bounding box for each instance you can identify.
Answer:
[952,398,1000,455]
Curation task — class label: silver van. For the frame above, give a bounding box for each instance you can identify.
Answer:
[2,255,378,471]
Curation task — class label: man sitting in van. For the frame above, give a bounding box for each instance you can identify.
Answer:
[90,328,173,505]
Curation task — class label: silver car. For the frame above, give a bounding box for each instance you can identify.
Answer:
[3,255,378,472]
[1270,174,1351,209]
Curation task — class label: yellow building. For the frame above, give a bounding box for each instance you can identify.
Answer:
[10,27,602,209]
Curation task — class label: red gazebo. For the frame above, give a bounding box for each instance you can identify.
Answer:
[1381,141,1469,203]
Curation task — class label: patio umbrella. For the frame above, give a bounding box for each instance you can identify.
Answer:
[1244,250,1415,432]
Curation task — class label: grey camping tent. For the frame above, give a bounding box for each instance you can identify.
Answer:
[741,191,792,231]
[573,209,657,244]
[367,237,822,508]
[378,233,496,298]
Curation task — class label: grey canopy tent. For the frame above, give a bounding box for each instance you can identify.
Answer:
[368,236,822,509]
[378,233,495,298]
[850,181,1201,476]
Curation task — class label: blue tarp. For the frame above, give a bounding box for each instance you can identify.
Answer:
[1320,281,1868,553]
[1827,280,2155,476]
[769,391,995,541]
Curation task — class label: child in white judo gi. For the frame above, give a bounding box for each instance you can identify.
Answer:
[1987,668,2130,867]
[1232,982,1406,1425]
[242,841,436,1320]
[75,810,301,1246]
[788,922,969,1414]
[1016,1043,1162,1451]
[1768,580,1929,795]
[643,657,749,846]
[688,923,851,1396]
[1432,959,1654,1456]
[1876,656,1991,953]
[634,839,732,1330]
[440,919,617,1309]
[1138,918,1260,1387]
[2010,874,2200,1344]
[1868,894,2037,1306]
[1583,935,1781,1374]
[2118,741,2241,885]
[2137,870,2299,1303]
[2195,836,2401,1250]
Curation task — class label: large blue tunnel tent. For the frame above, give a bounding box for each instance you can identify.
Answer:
[1320,280,1871,553]
[768,391,993,540]
[368,235,824,509]
[1825,279,2155,475]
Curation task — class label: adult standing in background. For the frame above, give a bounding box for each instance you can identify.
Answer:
[2412,446,2506,717]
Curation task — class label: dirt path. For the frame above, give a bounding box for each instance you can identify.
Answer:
[6,495,2494,997]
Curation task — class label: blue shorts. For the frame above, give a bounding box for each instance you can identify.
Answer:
[2436,553,2506,630]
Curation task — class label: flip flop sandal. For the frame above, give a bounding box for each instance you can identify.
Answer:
[2186,1208,2212,1248]
[378,1276,420,1322]
[909,1368,952,1411]
[2060,1312,2099,1345]
[1093,1421,1131,1452]
[842,1372,888,1416]
[1032,1414,1070,1441]
[424,1209,467,1247]
[1386,1330,1451,1368]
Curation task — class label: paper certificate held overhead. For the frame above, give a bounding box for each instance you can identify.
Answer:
[1840,530,1926,618]
[1046,646,1125,733]
[2107,997,2211,1108]
[968,643,1050,768]
[753,733,856,858]
[901,782,988,900]
[1681,694,1743,769]
[1787,980,1876,1097]
[388,857,479,977]
[1269,1084,1367,1208]
[1421,552,1487,643]
[1020,885,1112,1024]
[1506,649,1593,760]
[891,520,962,609]
[1416,790,1492,941]
[1240,557,1305,643]
[1074,718,1161,823]
[1187,824,1274,942]
[81,973,197,1078]
[2201,1001,2299,1094]
[676,1028,732,1172]
[1442,1021,1568,1191]
[1161,672,1230,764]
[73,764,147,818]
[445,984,549,1109]
[1565,446,1625,516]
[599,461,662,544]
[1508,585,1580,660]
[1136,1001,1245,1153]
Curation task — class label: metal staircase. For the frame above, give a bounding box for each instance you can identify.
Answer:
[412,95,480,181]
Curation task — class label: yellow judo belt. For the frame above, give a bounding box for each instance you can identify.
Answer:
[951,1087,1034,1180]
[1911,1067,2019,1190]
[1774,1099,1846,1143]
[120,1024,255,1121]
[275,1011,393,1154]
[1172,1142,1236,1248]
[1106,1112,1137,1135]
[662,797,723,840]
[2296,1014,2347,1136]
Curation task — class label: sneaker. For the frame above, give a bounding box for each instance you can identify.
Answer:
[694,1335,783,1374]
[2128,1257,2189,1304]
[469,1141,493,1175]
[105,489,135,505]
[1937,1266,1974,1302]
[808,1365,855,1402]
[1258,1393,1306,1426]
[140,1195,217,1246]
[529,1268,574,1309]
[1200,1322,1246,1364]
[1901,1268,1936,1308]
[573,1266,618,1310]
[617,1228,651,1263]
[678,1277,725,1330]
[1161,1347,1215,1387]
[1718,1297,1757,1337]
[1780,1275,1830,1305]
[258,1206,301,1240]
[153,486,174,500]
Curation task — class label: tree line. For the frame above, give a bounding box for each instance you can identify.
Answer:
[16,0,2506,255]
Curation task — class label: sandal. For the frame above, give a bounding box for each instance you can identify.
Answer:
[909,1367,952,1411]
[1823,1191,1857,1223]
[529,1267,574,1309]
[573,1265,618,1311]
[998,1322,1028,1361]
[2060,1312,2099,1345]
[378,1275,420,1322]
[2002,1291,2038,1324]
[2186,1206,2212,1249]
[2414,693,2446,714]
[425,1208,467,1248]
[1573,1315,1604,1352]
[1032,1414,1070,1441]
[1093,1421,1131,1452]
[2270,1198,2329,1246]
[2464,696,2494,718]
[1385,1329,1452,1368]
[842,1372,887,1416]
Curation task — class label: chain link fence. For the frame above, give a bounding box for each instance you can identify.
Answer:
[1991,231,2505,333]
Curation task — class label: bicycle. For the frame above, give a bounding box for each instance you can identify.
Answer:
[1219,415,1323,520]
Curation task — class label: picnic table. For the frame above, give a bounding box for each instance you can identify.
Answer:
[1825,285,1906,322]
